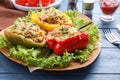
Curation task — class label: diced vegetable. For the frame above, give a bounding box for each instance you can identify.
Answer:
[16,0,27,6]
[46,26,89,55]
[41,0,51,6]
[31,8,72,31]
[27,0,39,6]
[4,18,46,48]
[0,10,99,69]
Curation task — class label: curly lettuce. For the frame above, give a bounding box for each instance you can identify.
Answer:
[0,10,99,69]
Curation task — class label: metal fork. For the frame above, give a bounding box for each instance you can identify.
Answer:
[103,29,120,45]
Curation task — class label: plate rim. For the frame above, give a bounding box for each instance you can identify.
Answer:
[0,13,101,71]
[0,34,101,71]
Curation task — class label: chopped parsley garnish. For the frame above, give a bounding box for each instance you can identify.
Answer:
[0,10,99,69]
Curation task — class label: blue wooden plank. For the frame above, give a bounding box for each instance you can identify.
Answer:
[0,48,120,74]
[100,30,115,48]
[87,48,120,73]
[76,0,82,12]
[58,0,68,10]
[92,14,120,27]
[0,74,120,80]
[99,29,120,48]
[0,53,29,73]
[77,0,120,14]
[0,0,120,80]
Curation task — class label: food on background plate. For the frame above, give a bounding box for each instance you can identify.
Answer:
[4,18,46,48]
[27,0,39,6]
[15,0,55,7]
[16,0,27,6]
[51,0,55,3]
[46,26,89,55]
[0,8,100,70]
[31,8,72,31]
[41,0,51,6]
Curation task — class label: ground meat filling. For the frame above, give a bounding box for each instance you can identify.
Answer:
[48,26,79,41]
[12,21,46,43]
[39,8,69,25]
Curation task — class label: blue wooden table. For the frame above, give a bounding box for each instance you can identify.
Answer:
[0,0,120,80]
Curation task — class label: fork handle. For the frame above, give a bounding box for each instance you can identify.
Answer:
[114,41,120,45]
[114,41,120,48]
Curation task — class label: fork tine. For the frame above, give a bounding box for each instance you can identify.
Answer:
[106,29,115,41]
[109,30,118,40]
[103,29,113,42]
[103,29,119,43]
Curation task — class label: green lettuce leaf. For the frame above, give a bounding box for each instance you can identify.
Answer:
[0,10,99,69]
[64,10,90,28]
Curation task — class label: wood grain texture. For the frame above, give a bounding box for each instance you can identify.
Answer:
[1,0,120,80]
[0,74,120,80]
[1,48,120,73]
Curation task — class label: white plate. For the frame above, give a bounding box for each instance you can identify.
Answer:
[11,0,62,11]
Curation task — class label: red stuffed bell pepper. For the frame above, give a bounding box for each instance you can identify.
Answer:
[46,25,89,55]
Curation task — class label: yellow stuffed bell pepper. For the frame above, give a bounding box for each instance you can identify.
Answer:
[31,8,72,31]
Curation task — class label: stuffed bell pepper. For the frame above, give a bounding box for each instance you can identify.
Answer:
[46,25,89,55]
[4,18,46,48]
[31,8,72,31]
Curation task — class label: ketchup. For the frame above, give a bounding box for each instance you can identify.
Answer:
[100,0,119,15]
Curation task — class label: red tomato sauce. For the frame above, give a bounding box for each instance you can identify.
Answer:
[100,0,119,15]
